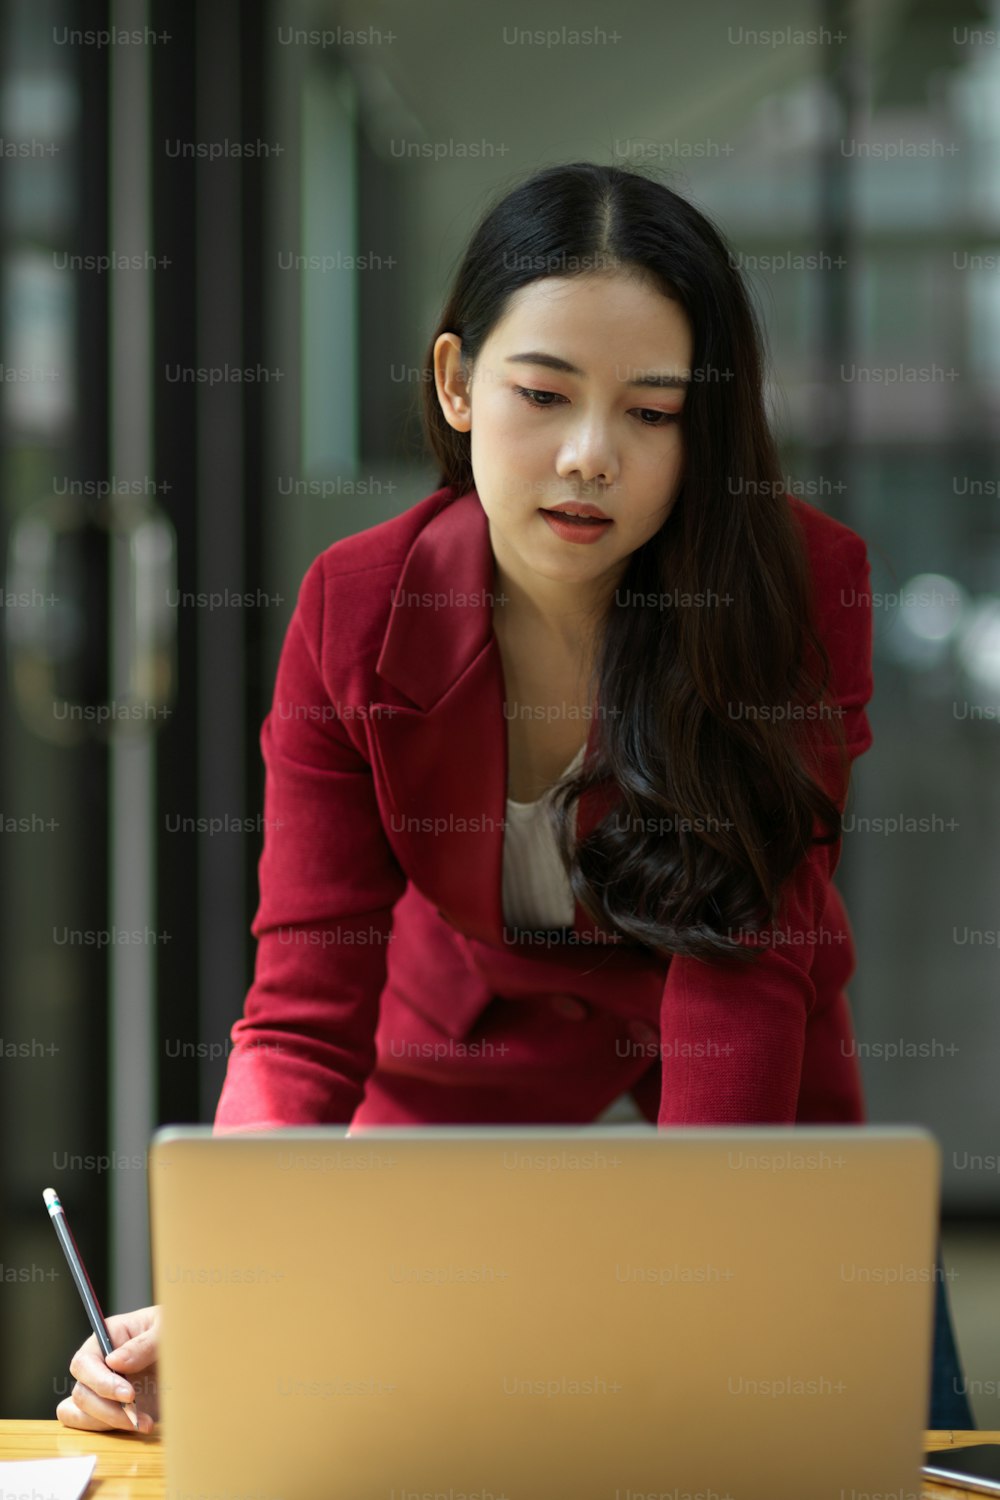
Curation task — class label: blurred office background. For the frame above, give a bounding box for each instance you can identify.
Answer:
[1,0,998,1422]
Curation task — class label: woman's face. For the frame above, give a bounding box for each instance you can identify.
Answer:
[434,268,693,603]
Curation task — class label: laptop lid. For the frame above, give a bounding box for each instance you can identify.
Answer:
[148,1124,940,1500]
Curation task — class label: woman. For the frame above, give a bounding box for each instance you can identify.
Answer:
[57,161,974,1432]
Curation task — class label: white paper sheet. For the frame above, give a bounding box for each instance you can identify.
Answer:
[0,1453,97,1499]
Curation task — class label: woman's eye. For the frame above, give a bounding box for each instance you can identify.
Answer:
[512,386,678,426]
[513,385,564,409]
[636,409,678,427]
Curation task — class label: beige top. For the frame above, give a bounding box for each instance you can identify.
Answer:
[502,743,586,930]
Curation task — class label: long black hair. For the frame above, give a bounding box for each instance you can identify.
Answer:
[420,161,849,963]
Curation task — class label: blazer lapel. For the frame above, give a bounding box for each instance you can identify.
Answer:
[366,488,619,949]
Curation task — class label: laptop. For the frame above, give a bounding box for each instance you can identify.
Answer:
[148,1124,940,1500]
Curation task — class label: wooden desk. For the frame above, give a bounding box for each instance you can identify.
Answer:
[0,1421,163,1497]
[0,1421,994,1498]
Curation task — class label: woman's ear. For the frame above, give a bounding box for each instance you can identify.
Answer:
[433,332,472,433]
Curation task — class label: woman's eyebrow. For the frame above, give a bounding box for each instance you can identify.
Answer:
[505,351,689,390]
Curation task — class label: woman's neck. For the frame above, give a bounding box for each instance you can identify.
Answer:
[489,553,617,666]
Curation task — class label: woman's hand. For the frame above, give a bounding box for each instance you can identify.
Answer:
[57,1304,161,1434]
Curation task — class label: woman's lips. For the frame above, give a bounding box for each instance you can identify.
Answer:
[539,508,614,544]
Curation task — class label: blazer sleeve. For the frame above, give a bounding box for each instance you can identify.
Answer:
[656,527,874,1127]
[213,552,408,1133]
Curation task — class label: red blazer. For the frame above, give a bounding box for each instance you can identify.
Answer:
[213,484,874,1133]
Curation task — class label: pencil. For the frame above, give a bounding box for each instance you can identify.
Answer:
[42,1187,140,1430]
